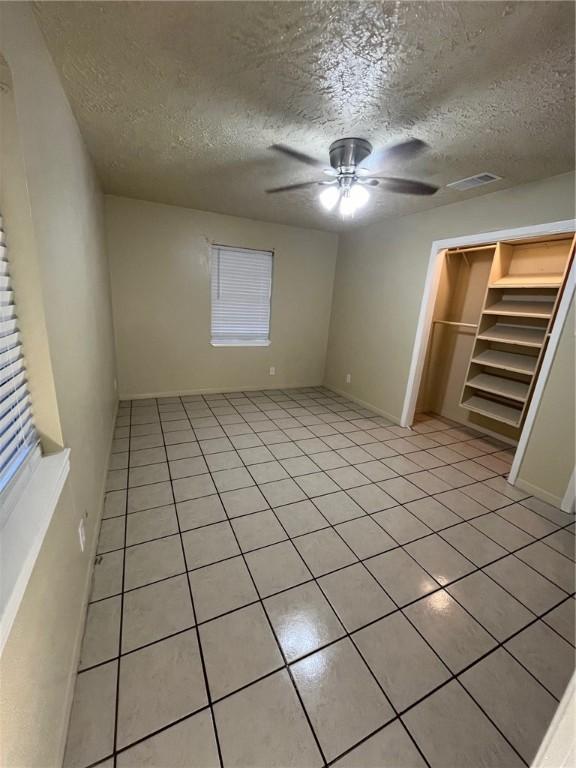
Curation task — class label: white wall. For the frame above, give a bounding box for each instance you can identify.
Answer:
[0,6,117,767]
[105,195,338,398]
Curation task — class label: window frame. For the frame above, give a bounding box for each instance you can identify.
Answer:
[209,243,274,348]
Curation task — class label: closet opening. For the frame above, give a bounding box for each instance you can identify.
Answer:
[414,232,575,447]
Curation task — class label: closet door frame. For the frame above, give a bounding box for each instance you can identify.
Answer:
[401,219,575,503]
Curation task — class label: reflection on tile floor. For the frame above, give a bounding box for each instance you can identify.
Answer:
[65,387,576,768]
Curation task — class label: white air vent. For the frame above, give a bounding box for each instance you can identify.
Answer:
[447,173,502,191]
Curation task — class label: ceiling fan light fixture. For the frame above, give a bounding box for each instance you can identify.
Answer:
[319,185,341,211]
[339,182,370,217]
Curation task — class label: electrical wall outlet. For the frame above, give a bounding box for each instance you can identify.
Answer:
[269,366,276,376]
[78,518,86,553]
[346,373,351,384]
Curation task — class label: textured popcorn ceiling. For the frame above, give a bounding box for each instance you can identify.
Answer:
[34,1,574,231]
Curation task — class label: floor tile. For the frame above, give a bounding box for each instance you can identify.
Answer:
[497,503,558,538]
[91,550,124,600]
[432,489,488,520]
[312,491,366,524]
[404,497,461,530]
[220,485,269,518]
[295,471,340,497]
[172,473,216,503]
[165,442,201,461]
[124,535,185,590]
[280,455,320,476]
[294,528,357,576]
[327,466,372,490]
[128,463,169,488]
[319,563,396,631]
[200,437,233,454]
[126,504,178,546]
[405,590,495,672]
[274,499,329,536]
[470,512,534,551]
[176,495,226,531]
[260,477,307,506]
[356,460,397,482]
[238,445,274,464]
[333,719,426,768]
[211,466,253,492]
[408,470,452,495]
[200,603,283,699]
[356,611,450,711]
[116,710,219,768]
[189,556,258,622]
[291,637,394,762]
[103,490,126,519]
[543,598,575,646]
[522,496,571,526]
[447,571,534,641]
[542,528,576,560]
[440,521,507,567]
[182,521,240,569]
[231,509,287,552]
[205,450,243,471]
[405,535,474,586]
[248,460,289,484]
[402,680,523,768]
[264,581,343,662]
[117,630,207,748]
[515,541,575,593]
[366,548,438,606]
[371,505,432,545]
[460,648,557,763]
[127,481,173,513]
[97,517,125,554]
[122,574,194,653]
[485,555,566,614]
[506,621,575,698]
[378,477,428,504]
[214,669,322,768]
[63,662,117,768]
[311,450,349,470]
[335,516,397,559]
[79,596,121,670]
[246,541,311,597]
[346,483,397,513]
[128,448,167,469]
[459,482,512,510]
[167,456,208,480]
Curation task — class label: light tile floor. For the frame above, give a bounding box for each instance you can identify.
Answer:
[65,387,576,768]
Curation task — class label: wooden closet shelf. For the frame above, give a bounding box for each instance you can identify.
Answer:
[471,349,538,375]
[482,300,554,319]
[489,274,563,288]
[461,394,522,427]
[466,373,530,402]
[477,323,546,348]
[433,320,478,329]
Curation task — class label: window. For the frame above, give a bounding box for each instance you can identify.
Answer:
[210,245,273,346]
[0,212,39,514]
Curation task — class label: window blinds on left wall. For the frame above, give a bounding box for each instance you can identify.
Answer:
[0,214,38,499]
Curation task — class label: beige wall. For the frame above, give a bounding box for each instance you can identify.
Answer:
[0,5,117,767]
[324,171,575,500]
[105,195,338,398]
[516,298,575,508]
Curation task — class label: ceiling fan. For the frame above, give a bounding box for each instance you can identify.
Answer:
[266,137,439,217]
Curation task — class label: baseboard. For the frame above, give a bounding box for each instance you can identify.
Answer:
[514,477,567,512]
[323,385,400,425]
[57,397,119,765]
[119,382,324,400]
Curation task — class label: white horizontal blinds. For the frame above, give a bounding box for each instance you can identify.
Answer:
[211,245,273,345]
[0,214,38,495]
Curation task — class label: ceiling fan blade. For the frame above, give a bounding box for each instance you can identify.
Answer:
[361,138,428,172]
[269,144,325,168]
[368,177,439,195]
[266,180,324,194]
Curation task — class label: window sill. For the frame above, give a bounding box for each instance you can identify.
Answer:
[0,448,70,653]
[210,340,271,347]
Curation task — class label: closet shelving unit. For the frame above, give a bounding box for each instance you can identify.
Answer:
[460,236,574,428]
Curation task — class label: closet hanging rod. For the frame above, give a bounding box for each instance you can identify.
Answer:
[433,320,478,329]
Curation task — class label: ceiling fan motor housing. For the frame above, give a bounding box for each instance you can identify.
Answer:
[329,137,373,171]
